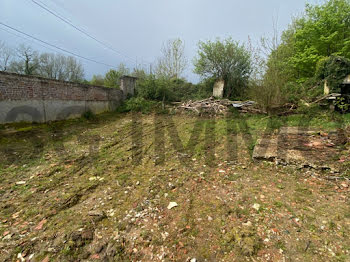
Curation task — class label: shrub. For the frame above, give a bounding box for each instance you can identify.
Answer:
[136,76,173,102]
[136,75,214,103]
[117,97,158,114]
[82,110,95,120]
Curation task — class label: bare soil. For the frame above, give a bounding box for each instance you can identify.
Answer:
[0,113,349,261]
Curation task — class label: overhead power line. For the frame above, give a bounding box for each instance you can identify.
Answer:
[0,26,60,54]
[31,0,140,65]
[0,22,118,69]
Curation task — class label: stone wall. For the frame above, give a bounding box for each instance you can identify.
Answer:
[0,71,125,123]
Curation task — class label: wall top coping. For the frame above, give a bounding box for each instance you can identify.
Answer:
[120,75,138,80]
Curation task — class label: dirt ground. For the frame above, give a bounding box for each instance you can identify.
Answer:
[0,113,349,261]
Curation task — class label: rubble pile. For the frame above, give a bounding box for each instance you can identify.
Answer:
[174,97,262,115]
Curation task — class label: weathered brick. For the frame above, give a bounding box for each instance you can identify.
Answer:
[0,71,120,102]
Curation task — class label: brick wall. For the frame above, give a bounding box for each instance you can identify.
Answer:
[0,71,125,123]
[0,71,120,101]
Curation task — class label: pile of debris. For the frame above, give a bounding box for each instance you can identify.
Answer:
[174,97,262,115]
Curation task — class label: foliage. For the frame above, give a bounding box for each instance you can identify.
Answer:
[92,64,131,88]
[269,0,350,82]
[118,97,158,114]
[334,96,350,113]
[155,38,187,79]
[291,0,350,79]
[135,74,213,103]
[82,110,95,120]
[104,69,121,88]
[194,37,252,98]
[136,75,173,102]
[262,0,350,105]
[315,56,350,92]
[116,63,130,76]
[193,77,216,99]
[90,75,105,86]
[248,81,281,113]
[248,27,289,111]
[132,68,148,80]
[171,78,213,101]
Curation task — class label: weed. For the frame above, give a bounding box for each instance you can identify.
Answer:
[275,240,286,250]
[274,201,284,208]
[329,221,337,230]
[117,97,159,114]
[82,110,95,120]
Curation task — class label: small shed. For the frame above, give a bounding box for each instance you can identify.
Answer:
[120,75,137,98]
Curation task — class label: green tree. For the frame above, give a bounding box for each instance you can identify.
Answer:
[292,0,350,80]
[90,75,105,86]
[315,55,350,92]
[116,63,130,76]
[132,68,147,80]
[104,69,121,88]
[259,0,350,106]
[271,0,350,83]
[104,63,130,88]
[193,38,252,98]
[137,75,173,102]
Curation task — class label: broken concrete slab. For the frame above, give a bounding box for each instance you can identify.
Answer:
[253,127,347,171]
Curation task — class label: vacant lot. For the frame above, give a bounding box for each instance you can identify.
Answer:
[0,112,349,261]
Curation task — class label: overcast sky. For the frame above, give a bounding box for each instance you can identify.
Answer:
[0,0,321,82]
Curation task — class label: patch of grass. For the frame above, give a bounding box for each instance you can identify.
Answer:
[274,201,284,208]
[309,224,318,232]
[16,126,34,132]
[221,227,263,256]
[225,173,242,181]
[295,186,312,195]
[329,221,337,230]
[117,173,130,186]
[275,240,286,251]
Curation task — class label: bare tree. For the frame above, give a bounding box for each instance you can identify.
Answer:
[65,56,84,82]
[156,38,187,79]
[38,53,84,82]
[4,43,84,82]
[0,41,13,71]
[248,18,288,113]
[39,53,56,79]
[9,45,39,75]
